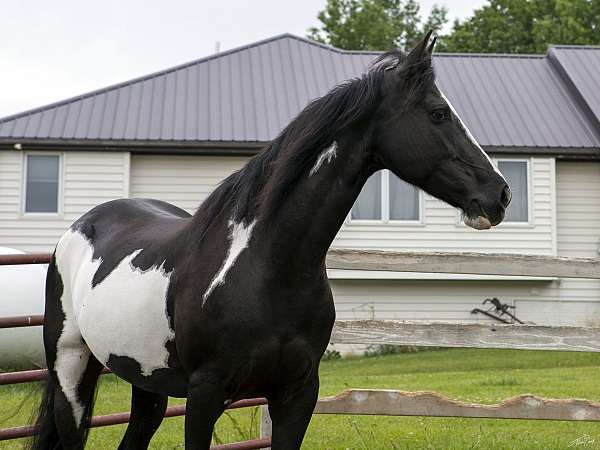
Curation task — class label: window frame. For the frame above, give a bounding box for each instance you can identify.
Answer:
[21,151,64,218]
[348,169,424,225]
[454,157,533,227]
[495,157,533,226]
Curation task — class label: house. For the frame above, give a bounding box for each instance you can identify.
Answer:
[1,34,599,326]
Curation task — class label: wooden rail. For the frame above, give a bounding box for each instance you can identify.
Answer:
[326,249,600,279]
[2,249,599,278]
[315,390,600,422]
[331,320,600,352]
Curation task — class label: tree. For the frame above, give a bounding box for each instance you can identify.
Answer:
[307,0,448,51]
[440,0,600,54]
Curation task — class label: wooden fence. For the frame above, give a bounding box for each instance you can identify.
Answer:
[1,249,599,448]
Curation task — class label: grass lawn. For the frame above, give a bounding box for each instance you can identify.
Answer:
[2,348,600,449]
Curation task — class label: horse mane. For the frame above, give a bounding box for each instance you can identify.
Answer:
[190,49,432,238]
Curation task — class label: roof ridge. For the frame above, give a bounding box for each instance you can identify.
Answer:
[550,44,600,50]
[434,52,543,58]
[284,34,381,55]
[0,33,320,124]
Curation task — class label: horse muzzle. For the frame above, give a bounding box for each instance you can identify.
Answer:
[462,189,509,230]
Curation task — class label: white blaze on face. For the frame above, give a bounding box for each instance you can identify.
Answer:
[203,219,256,305]
[54,230,175,424]
[309,142,337,177]
[438,90,506,182]
[438,89,507,230]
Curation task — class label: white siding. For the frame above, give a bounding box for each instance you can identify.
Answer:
[131,155,249,213]
[132,155,555,255]
[556,162,600,258]
[533,161,600,326]
[334,157,555,255]
[5,152,594,327]
[331,278,600,327]
[331,279,552,323]
[0,150,130,252]
[330,161,600,328]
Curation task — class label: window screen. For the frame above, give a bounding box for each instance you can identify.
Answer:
[25,155,60,213]
[389,174,419,220]
[498,161,528,222]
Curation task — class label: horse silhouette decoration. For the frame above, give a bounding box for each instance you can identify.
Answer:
[31,32,510,450]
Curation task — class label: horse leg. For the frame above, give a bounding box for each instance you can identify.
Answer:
[268,375,319,450]
[184,372,227,450]
[52,350,103,450]
[117,385,168,450]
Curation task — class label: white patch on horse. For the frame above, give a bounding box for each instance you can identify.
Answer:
[438,90,506,182]
[309,142,337,177]
[54,231,92,426]
[54,230,175,427]
[203,219,256,305]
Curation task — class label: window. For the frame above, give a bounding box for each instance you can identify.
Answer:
[497,160,529,223]
[352,171,382,220]
[24,154,60,213]
[351,170,421,222]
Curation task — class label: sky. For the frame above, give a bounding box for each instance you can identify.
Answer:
[0,0,486,118]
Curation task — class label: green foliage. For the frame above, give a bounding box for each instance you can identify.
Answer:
[307,0,448,50]
[365,344,417,356]
[321,349,342,361]
[440,0,600,54]
[365,344,444,356]
[309,0,600,54]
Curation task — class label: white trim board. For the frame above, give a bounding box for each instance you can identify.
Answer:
[327,269,557,281]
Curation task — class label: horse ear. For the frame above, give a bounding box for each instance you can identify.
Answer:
[405,30,434,66]
[427,35,438,55]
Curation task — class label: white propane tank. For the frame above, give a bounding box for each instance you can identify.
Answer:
[0,247,47,370]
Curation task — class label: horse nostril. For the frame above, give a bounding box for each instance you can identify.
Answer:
[501,185,512,207]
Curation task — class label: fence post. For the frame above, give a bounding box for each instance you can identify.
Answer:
[260,405,271,449]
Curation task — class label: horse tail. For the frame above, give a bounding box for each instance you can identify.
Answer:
[27,375,62,450]
[28,251,63,450]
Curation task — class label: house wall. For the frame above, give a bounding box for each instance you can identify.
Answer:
[329,279,558,324]
[334,157,556,255]
[130,154,556,255]
[0,150,130,252]
[130,154,249,213]
[332,161,600,327]
[130,154,599,326]
[523,161,600,326]
[2,153,597,327]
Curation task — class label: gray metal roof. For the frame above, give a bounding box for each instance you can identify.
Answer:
[1,34,599,153]
[434,53,600,149]
[547,46,600,135]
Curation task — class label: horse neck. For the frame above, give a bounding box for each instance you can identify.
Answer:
[257,135,373,272]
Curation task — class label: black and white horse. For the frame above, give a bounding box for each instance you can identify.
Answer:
[31,32,510,450]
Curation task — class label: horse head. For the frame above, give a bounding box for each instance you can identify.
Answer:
[371,31,511,229]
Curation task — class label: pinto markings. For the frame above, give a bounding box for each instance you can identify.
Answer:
[203,219,256,305]
[54,229,175,426]
[309,142,337,177]
[54,230,96,426]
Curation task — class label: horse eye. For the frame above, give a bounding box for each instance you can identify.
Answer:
[431,110,449,122]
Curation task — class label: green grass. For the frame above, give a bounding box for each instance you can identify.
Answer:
[2,349,600,449]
